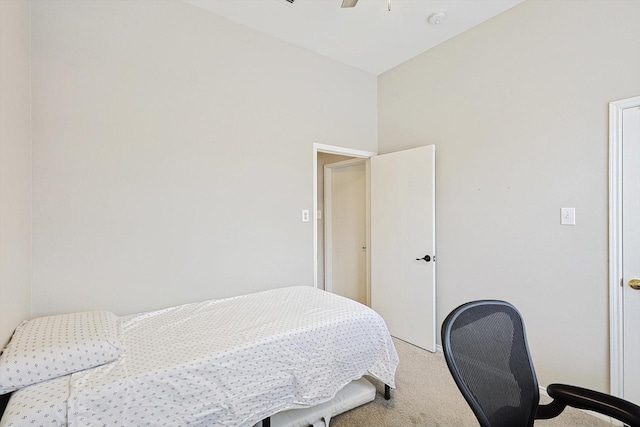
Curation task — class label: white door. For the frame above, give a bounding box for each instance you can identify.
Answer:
[370,145,436,352]
[324,159,367,305]
[623,104,640,404]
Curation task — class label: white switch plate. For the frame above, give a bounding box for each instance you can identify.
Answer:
[302,210,310,222]
[561,207,575,225]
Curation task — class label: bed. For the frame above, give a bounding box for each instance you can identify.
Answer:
[0,286,398,426]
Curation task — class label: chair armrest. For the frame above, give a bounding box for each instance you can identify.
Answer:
[547,383,640,427]
[535,399,566,420]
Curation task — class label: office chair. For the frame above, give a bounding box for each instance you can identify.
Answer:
[441,300,640,427]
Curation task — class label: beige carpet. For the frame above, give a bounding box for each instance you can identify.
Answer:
[331,338,613,427]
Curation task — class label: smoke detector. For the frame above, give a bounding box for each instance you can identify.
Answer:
[428,10,447,25]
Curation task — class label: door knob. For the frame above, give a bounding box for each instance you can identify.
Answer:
[416,255,431,262]
[630,279,640,290]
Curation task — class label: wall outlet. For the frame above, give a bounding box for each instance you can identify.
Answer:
[302,210,310,222]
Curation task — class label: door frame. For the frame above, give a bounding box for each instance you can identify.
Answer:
[313,143,376,291]
[609,95,640,398]
[324,158,368,302]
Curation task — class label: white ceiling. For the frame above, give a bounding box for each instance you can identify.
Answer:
[182,0,524,75]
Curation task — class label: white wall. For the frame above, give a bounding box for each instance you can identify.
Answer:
[30,0,377,317]
[378,0,640,392]
[0,0,31,346]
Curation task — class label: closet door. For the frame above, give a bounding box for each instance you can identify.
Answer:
[622,105,640,404]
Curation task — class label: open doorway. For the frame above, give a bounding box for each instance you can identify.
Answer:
[324,158,367,305]
[312,144,376,302]
[317,153,356,292]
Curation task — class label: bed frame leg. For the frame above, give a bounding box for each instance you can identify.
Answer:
[262,416,271,427]
[384,384,391,400]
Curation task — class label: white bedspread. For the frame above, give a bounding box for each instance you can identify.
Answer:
[66,287,398,427]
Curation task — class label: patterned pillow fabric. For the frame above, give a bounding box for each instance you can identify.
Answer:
[0,310,123,394]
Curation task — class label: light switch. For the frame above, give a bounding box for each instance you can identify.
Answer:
[561,207,575,225]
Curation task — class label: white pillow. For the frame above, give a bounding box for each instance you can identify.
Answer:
[0,310,124,394]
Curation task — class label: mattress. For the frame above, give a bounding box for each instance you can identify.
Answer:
[0,286,398,427]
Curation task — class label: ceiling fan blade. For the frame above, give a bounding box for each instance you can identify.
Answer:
[341,0,359,8]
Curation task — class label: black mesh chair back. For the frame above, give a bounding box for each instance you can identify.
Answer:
[441,300,539,427]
